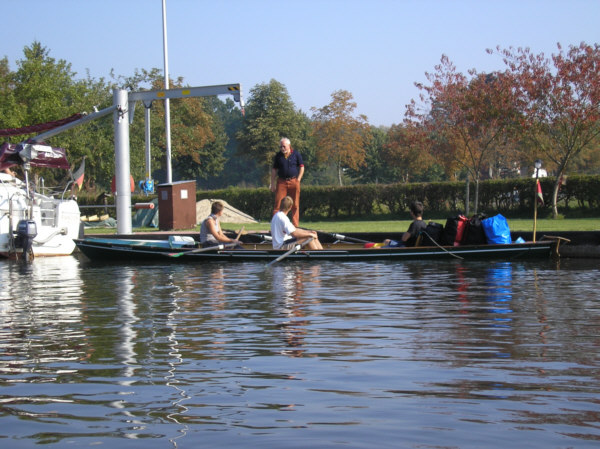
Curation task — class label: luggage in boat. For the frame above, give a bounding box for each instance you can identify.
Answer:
[444,215,468,246]
[482,214,512,244]
[461,213,488,245]
[420,221,444,246]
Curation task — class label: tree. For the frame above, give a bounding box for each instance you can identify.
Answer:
[409,55,520,212]
[6,42,113,189]
[0,57,21,129]
[12,42,86,125]
[497,43,600,217]
[237,79,313,183]
[202,97,253,188]
[347,126,397,184]
[114,72,229,186]
[383,122,434,183]
[311,90,371,186]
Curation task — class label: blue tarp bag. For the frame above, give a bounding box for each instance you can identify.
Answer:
[482,214,512,244]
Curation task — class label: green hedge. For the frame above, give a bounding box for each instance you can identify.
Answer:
[75,175,600,220]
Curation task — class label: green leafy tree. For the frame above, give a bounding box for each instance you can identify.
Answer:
[12,42,81,124]
[347,126,402,184]
[0,57,21,128]
[237,79,313,184]
[203,97,258,188]
[311,90,371,186]
[6,42,113,189]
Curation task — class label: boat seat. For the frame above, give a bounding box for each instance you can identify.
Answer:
[168,235,196,248]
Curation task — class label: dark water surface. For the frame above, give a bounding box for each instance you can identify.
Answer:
[1,255,599,448]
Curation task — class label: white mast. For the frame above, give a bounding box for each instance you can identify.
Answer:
[162,0,173,183]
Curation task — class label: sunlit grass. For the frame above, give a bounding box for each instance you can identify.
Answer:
[83,217,599,235]
[222,218,599,233]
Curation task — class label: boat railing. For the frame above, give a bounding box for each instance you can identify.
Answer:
[61,180,74,201]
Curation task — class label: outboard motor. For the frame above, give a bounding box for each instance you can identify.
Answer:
[16,219,37,262]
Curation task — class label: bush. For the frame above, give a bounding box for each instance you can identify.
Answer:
[76,175,600,221]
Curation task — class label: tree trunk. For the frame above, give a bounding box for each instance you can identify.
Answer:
[338,165,344,186]
[465,177,470,216]
[474,177,480,214]
[551,158,569,218]
[551,174,562,219]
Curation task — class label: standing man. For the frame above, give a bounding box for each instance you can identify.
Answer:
[270,137,304,226]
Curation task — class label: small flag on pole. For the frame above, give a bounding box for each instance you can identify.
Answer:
[536,179,544,205]
[71,157,85,191]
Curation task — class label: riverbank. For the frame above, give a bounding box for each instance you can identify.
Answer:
[84,217,600,235]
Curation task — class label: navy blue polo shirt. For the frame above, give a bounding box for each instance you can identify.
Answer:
[273,149,304,179]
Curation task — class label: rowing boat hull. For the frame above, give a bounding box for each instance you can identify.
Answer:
[74,237,557,262]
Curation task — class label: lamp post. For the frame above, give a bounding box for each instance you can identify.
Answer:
[533,159,542,242]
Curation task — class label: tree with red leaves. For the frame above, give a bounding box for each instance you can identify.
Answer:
[407,55,520,212]
[496,43,600,217]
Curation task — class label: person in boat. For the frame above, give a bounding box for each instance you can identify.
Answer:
[384,200,427,247]
[271,196,323,250]
[270,137,304,227]
[200,201,242,248]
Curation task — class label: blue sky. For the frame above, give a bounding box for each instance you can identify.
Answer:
[2,0,599,127]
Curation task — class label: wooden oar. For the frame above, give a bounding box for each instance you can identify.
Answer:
[267,237,313,266]
[234,226,245,241]
[167,227,244,258]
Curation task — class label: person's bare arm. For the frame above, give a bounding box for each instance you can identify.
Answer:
[207,218,232,243]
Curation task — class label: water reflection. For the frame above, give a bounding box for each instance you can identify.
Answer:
[0,256,598,447]
[115,267,137,380]
[0,257,86,377]
[485,262,513,325]
[270,264,322,357]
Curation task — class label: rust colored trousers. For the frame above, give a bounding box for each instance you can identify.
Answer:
[273,178,300,226]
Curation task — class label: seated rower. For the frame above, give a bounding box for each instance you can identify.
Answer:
[200,201,242,248]
[384,200,427,247]
[271,196,323,250]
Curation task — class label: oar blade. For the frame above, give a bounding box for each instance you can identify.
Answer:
[167,251,186,258]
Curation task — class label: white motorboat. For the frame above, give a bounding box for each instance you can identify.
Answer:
[0,143,82,260]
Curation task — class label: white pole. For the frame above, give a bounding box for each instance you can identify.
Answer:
[162,0,172,184]
[144,102,152,183]
[114,89,132,234]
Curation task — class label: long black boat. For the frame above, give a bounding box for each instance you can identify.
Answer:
[74,233,564,263]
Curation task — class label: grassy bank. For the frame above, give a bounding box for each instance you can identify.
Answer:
[224,218,599,233]
[84,217,599,235]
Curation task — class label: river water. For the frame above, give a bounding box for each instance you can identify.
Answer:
[0,255,599,448]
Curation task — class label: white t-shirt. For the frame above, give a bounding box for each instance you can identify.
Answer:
[270,211,296,249]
